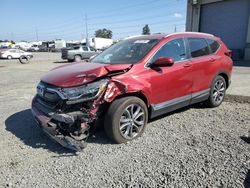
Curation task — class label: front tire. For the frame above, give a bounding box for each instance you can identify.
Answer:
[7,55,12,60]
[205,75,226,107]
[104,97,148,144]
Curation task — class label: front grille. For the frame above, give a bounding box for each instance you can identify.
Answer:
[36,82,63,110]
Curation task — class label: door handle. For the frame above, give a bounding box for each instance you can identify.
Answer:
[183,63,192,67]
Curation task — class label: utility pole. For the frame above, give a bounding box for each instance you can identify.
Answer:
[35,28,38,42]
[174,25,177,33]
[10,32,14,41]
[85,14,89,46]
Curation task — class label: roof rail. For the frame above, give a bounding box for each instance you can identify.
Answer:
[164,32,214,38]
[123,35,145,40]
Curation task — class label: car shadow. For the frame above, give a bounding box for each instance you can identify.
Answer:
[5,109,76,155]
[244,170,250,188]
[3,102,231,154]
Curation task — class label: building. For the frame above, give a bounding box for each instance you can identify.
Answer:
[186,0,250,61]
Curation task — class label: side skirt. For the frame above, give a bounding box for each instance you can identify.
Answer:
[150,89,210,119]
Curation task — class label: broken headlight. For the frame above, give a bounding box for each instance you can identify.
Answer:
[60,79,109,101]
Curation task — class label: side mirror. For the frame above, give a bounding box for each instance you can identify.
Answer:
[152,57,174,67]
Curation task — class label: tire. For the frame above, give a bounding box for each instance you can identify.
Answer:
[104,96,148,144]
[205,75,226,107]
[74,55,82,62]
[7,55,12,60]
[19,55,30,64]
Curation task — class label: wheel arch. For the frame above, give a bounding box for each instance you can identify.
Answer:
[217,72,229,89]
[74,54,82,58]
[112,91,149,107]
[211,71,230,89]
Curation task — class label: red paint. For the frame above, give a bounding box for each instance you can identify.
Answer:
[40,32,232,107]
[42,62,132,87]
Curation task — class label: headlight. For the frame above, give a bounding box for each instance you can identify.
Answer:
[60,79,109,101]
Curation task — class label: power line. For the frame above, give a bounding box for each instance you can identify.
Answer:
[36,0,162,30]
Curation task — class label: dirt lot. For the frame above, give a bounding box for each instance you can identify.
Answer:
[0,53,249,187]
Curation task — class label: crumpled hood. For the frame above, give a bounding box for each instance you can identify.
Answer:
[41,62,132,87]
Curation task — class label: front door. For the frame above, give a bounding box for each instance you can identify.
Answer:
[144,38,193,117]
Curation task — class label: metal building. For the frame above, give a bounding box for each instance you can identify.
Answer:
[186,0,250,61]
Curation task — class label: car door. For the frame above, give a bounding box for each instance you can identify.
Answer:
[186,37,217,102]
[12,50,20,58]
[145,38,193,117]
[81,46,89,59]
[89,47,97,57]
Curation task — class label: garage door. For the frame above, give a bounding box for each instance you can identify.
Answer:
[199,0,250,59]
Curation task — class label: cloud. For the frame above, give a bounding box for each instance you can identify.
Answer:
[174,13,183,18]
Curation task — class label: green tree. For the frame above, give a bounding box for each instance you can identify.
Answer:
[142,24,150,35]
[95,28,113,38]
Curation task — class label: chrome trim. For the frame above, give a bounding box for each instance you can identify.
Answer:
[152,89,210,111]
[191,89,210,99]
[152,95,191,111]
[165,32,214,38]
[46,88,67,100]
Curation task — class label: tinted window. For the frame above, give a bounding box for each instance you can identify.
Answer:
[89,47,96,51]
[73,46,80,50]
[188,38,210,58]
[92,39,159,64]
[82,46,88,51]
[151,38,186,62]
[207,39,220,53]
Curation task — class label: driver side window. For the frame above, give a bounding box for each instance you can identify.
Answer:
[151,38,187,63]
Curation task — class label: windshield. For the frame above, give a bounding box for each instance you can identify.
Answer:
[91,39,159,64]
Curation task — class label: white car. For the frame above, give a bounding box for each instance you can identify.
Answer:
[0,49,33,59]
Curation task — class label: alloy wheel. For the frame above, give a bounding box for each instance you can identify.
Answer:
[212,79,225,103]
[119,104,145,139]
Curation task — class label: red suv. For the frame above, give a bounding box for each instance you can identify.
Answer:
[32,32,233,151]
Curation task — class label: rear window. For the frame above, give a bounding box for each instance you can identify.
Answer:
[188,38,210,58]
[207,39,220,53]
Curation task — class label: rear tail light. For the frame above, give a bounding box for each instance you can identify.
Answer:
[225,50,232,58]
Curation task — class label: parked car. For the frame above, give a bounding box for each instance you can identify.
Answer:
[0,49,33,59]
[28,44,39,52]
[61,45,99,62]
[32,32,233,151]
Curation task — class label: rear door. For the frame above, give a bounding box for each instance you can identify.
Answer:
[186,37,219,101]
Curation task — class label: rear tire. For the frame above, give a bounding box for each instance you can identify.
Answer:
[7,55,12,60]
[205,75,226,107]
[74,55,82,62]
[104,97,148,144]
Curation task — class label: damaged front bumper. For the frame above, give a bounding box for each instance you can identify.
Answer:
[31,98,91,151]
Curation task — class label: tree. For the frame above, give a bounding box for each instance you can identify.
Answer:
[95,28,113,38]
[142,24,150,35]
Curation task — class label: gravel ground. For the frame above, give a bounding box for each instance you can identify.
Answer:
[0,53,250,187]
